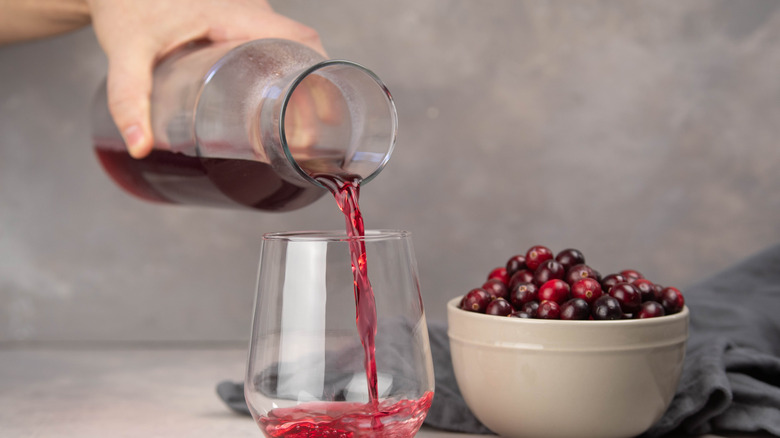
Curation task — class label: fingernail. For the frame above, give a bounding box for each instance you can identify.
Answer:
[123,124,145,157]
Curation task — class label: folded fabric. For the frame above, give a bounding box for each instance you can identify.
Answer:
[219,244,780,436]
[642,243,780,437]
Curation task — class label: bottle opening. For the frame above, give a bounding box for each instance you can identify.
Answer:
[280,61,397,186]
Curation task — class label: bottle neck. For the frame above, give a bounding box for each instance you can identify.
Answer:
[260,60,398,188]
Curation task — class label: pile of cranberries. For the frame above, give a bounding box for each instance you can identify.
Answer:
[459,246,685,320]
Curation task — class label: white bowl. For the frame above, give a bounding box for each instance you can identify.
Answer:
[447,297,689,438]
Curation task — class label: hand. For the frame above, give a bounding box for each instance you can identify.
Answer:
[86,0,326,158]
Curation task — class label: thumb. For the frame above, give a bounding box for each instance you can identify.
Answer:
[105,54,154,159]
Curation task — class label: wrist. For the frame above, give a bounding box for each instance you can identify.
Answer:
[0,0,91,44]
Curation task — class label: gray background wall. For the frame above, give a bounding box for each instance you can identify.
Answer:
[1,0,779,343]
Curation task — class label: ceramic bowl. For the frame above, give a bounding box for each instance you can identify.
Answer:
[447,297,689,438]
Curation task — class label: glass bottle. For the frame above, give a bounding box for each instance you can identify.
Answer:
[92,39,397,211]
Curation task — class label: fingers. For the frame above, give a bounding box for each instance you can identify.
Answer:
[105,51,154,158]
[272,18,326,57]
[209,10,327,57]
[88,0,328,161]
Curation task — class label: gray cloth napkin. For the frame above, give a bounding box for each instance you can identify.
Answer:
[218,244,780,436]
[642,243,780,437]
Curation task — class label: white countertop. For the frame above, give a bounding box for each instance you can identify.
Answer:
[0,347,757,438]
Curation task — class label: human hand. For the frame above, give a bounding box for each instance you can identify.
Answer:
[86,0,326,158]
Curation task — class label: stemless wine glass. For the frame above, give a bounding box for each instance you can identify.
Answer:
[245,230,435,438]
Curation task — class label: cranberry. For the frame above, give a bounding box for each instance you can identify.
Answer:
[462,249,682,321]
[486,298,513,316]
[482,279,509,301]
[536,300,561,319]
[637,301,665,319]
[505,254,527,278]
[653,283,664,300]
[608,282,642,314]
[555,248,585,272]
[462,288,491,313]
[508,269,535,289]
[521,301,540,318]
[660,287,685,314]
[533,259,565,285]
[620,269,644,282]
[538,279,571,304]
[570,278,603,305]
[487,267,509,285]
[565,264,597,285]
[632,279,657,302]
[560,298,590,320]
[525,245,553,271]
[600,273,627,293]
[592,295,623,320]
[510,282,538,309]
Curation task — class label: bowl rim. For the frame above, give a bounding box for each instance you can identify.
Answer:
[447,296,689,327]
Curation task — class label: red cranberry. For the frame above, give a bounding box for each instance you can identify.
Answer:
[486,298,513,316]
[653,283,664,300]
[521,301,540,318]
[510,282,538,309]
[536,300,561,319]
[487,267,509,285]
[554,248,585,272]
[601,273,627,293]
[592,295,623,320]
[505,254,527,278]
[637,301,666,319]
[565,264,597,285]
[525,245,553,271]
[620,269,644,282]
[462,288,491,313]
[660,287,685,314]
[632,279,657,302]
[508,269,535,289]
[538,279,571,304]
[482,279,509,301]
[560,298,590,320]
[570,278,603,305]
[462,250,681,320]
[608,282,642,314]
[533,259,565,286]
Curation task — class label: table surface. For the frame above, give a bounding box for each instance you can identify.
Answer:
[0,346,759,438]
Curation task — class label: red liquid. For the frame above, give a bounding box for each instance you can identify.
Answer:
[314,173,379,404]
[94,143,325,211]
[259,391,433,438]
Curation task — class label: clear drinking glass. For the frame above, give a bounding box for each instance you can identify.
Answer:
[245,230,435,437]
